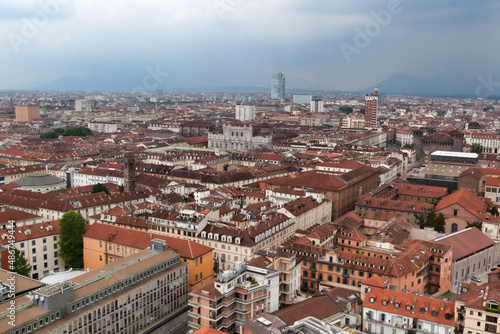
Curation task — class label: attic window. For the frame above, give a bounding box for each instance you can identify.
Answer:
[406,305,411,311]
[369,264,375,268]
[235,238,240,244]
[382,300,388,306]
[431,310,438,318]
[394,303,400,309]
[420,307,425,314]
[369,297,375,303]
[445,313,452,321]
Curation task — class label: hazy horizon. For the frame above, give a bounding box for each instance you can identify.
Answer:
[1,1,499,96]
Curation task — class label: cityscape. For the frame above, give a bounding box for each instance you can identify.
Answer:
[1,1,500,334]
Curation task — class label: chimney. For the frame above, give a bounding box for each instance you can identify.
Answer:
[483,286,489,301]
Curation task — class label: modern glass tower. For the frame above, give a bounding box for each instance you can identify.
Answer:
[271,72,285,102]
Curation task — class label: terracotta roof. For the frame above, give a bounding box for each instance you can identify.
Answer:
[0,220,59,244]
[361,276,389,288]
[434,227,495,261]
[485,176,500,187]
[190,280,222,300]
[273,293,344,325]
[84,223,212,259]
[364,287,455,327]
[434,188,488,218]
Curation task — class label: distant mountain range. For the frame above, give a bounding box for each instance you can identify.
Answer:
[30,72,500,99]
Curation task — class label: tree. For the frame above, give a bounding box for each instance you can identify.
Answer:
[91,183,110,195]
[359,108,365,114]
[11,247,31,277]
[466,222,482,230]
[471,143,483,153]
[339,106,353,114]
[416,211,445,232]
[435,213,446,233]
[489,207,499,216]
[403,144,414,149]
[59,210,86,268]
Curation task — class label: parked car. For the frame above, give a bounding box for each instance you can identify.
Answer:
[471,276,481,283]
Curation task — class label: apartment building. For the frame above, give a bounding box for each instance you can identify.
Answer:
[363,286,455,334]
[84,222,214,291]
[278,196,332,230]
[435,228,499,291]
[38,189,158,220]
[148,207,220,241]
[0,164,46,184]
[455,281,500,334]
[0,220,65,280]
[263,165,380,219]
[0,248,189,334]
[196,212,295,270]
[288,238,452,295]
[189,263,269,333]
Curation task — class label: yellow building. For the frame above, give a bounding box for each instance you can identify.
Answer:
[84,222,214,291]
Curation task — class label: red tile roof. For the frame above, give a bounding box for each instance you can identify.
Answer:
[84,223,212,259]
[434,227,495,261]
[364,287,455,327]
[434,188,488,218]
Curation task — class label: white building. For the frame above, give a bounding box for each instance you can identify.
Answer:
[311,100,325,113]
[88,122,118,133]
[363,286,455,334]
[235,105,256,122]
[0,221,66,280]
[208,124,272,152]
[75,99,91,112]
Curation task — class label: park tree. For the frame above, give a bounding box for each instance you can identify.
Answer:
[470,143,483,153]
[59,210,86,268]
[339,106,353,114]
[91,183,110,195]
[11,247,32,277]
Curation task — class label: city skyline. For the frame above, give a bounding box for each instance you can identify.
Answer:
[0,1,499,96]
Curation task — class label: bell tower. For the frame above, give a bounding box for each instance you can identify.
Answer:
[124,153,136,192]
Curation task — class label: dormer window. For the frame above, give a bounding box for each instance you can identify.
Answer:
[394,303,400,309]
[235,238,240,244]
[382,300,388,306]
[369,297,375,303]
[201,232,206,238]
[208,233,213,239]
[420,307,425,314]
[431,310,438,318]
[406,305,411,311]
[445,313,452,320]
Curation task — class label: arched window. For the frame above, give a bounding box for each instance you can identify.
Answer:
[451,223,458,233]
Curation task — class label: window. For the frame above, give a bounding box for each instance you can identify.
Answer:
[453,209,458,216]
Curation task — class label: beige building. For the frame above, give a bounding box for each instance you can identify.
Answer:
[196,212,295,270]
[456,282,500,334]
[0,220,65,280]
[15,104,40,122]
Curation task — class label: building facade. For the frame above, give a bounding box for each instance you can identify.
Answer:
[364,88,378,129]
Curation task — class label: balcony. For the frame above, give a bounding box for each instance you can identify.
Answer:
[188,322,201,329]
[485,324,497,333]
[188,311,201,319]
[188,300,200,308]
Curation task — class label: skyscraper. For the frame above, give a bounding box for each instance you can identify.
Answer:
[271,72,285,102]
[364,88,378,129]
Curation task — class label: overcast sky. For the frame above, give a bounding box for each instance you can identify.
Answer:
[0,0,498,92]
